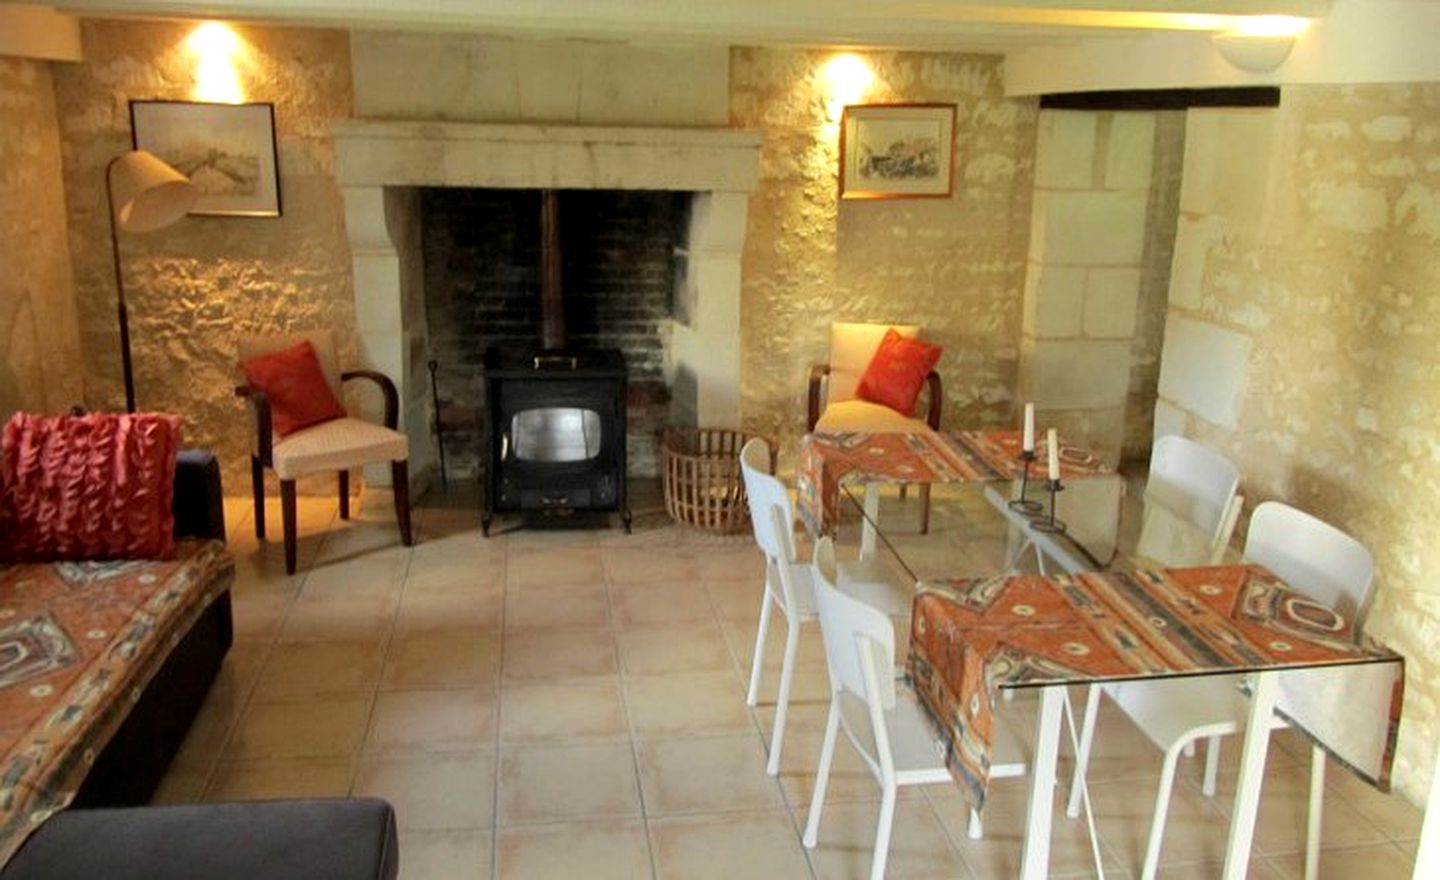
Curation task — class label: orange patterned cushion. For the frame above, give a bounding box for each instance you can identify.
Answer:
[855,329,943,417]
[239,340,347,437]
[0,412,180,562]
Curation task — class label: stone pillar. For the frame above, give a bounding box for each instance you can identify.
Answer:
[342,185,434,488]
[1018,111,1157,465]
[667,191,748,429]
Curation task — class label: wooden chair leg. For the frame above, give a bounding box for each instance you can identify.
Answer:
[392,460,413,546]
[251,455,266,539]
[338,470,350,520]
[280,479,298,574]
[919,484,931,535]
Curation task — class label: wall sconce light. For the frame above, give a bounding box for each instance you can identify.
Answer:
[822,53,873,122]
[186,21,245,103]
[1212,15,1308,73]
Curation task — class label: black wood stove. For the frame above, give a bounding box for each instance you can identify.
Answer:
[480,190,631,535]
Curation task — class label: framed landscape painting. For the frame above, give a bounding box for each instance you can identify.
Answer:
[839,103,956,200]
[130,100,282,217]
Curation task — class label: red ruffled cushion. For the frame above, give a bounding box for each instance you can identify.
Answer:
[855,329,944,417]
[0,412,181,562]
[239,340,347,437]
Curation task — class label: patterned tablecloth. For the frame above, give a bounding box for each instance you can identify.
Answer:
[0,540,234,866]
[797,428,1109,536]
[908,564,1404,811]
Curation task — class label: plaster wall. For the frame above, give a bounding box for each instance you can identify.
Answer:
[50,19,355,492]
[731,47,1036,463]
[1157,85,1440,803]
[0,56,83,420]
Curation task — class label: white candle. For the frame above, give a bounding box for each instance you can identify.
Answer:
[1046,428,1060,481]
[1022,403,1035,453]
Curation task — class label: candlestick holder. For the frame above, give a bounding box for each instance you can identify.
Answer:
[1007,449,1044,515]
[1029,478,1067,533]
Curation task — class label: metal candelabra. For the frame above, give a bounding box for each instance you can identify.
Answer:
[1007,449,1044,515]
[1029,477,1067,534]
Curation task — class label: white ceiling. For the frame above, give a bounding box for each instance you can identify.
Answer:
[48,0,1333,51]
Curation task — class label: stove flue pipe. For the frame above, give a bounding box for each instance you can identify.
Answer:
[539,189,566,351]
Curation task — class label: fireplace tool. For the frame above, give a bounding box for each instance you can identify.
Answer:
[428,358,448,489]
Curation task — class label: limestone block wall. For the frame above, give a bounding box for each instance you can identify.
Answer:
[1018,109,1180,467]
[731,47,1036,465]
[0,57,83,419]
[50,20,355,493]
[1156,85,1440,803]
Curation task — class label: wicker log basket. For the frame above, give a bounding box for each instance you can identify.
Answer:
[661,427,773,533]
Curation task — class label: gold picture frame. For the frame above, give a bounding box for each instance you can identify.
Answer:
[839,103,956,200]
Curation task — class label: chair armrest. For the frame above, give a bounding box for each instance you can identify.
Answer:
[923,370,943,430]
[234,385,273,466]
[342,370,399,430]
[807,363,830,433]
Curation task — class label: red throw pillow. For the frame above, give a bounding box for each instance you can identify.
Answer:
[0,412,181,562]
[239,340,347,437]
[855,329,944,417]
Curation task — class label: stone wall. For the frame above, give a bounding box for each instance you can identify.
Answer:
[0,57,83,419]
[50,19,354,492]
[1156,85,1440,802]
[731,48,1036,465]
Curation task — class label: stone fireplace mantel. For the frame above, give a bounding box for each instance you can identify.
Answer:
[331,118,760,488]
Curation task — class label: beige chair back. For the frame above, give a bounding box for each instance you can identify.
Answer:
[237,329,344,400]
[826,322,920,406]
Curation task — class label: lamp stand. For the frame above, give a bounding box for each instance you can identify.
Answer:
[107,155,137,414]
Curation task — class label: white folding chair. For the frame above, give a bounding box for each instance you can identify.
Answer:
[1068,501,1374,880]
[801,536,1027,880]
[740,438,911,776]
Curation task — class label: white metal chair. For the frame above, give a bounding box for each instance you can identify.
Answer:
[1067,501,1374,880]
[802,536,1027,880]
[740,438,911,776]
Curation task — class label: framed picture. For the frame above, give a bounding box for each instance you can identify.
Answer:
[130,100,282,218]
[839,103,956,200]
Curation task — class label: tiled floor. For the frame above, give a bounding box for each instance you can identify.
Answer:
[153,484,1423,879]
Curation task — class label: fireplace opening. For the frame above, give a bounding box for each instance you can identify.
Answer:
[421,187,691,483]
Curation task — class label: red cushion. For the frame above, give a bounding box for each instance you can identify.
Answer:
[240,340,347,437]
[854,329,943,417]
[0,412,181,562]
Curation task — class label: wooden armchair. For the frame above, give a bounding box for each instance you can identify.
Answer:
[807,322,943,531]
[236,330,412,573]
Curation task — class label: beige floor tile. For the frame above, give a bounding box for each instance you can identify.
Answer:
[602,548,702,585]
[1085,775,1231,869]
[506,528,599,552]
[610,582,717,628]
[1267,841,1415,879]
[382,628,503,690]
[149,764,211,805]
[496,820,652,880]
[1324,762,1424,842]
[280,592,400,643]
[353,750,497,831]
[1159,857,1287,879]
[226,695,372,761]
[304,548,410,596]
[505,583,612,630]
[251,640,386,701]
[774,726,923,808]
[204,756,354,801]
[230,589,294,639]
[693,547,767,583]
[502,628,618,681]
[617,622,734,675]
[721,617,829,675]
[648,809,811,880]
[399,828,493,880]
[498,742,642,825]
[395,588,504,633]
[366,687,499,753]
[799,798,967,880]
[636,734,784,816]
[500,677,629,744]
[752,668,834,739]
[406,559,506,594]
[508,546,605,589]
[931,785,1124,879]
[1210,764,1389,856]
[624,671,752,738]
[706,578,766,624]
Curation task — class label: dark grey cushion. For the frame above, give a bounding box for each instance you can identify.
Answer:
[1,799,397,880]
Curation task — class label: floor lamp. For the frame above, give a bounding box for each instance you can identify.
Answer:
[106,149,197,412]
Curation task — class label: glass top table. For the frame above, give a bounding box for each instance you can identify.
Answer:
[832,472,1397,880]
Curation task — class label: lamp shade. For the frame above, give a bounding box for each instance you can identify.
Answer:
[108,150,197,233]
